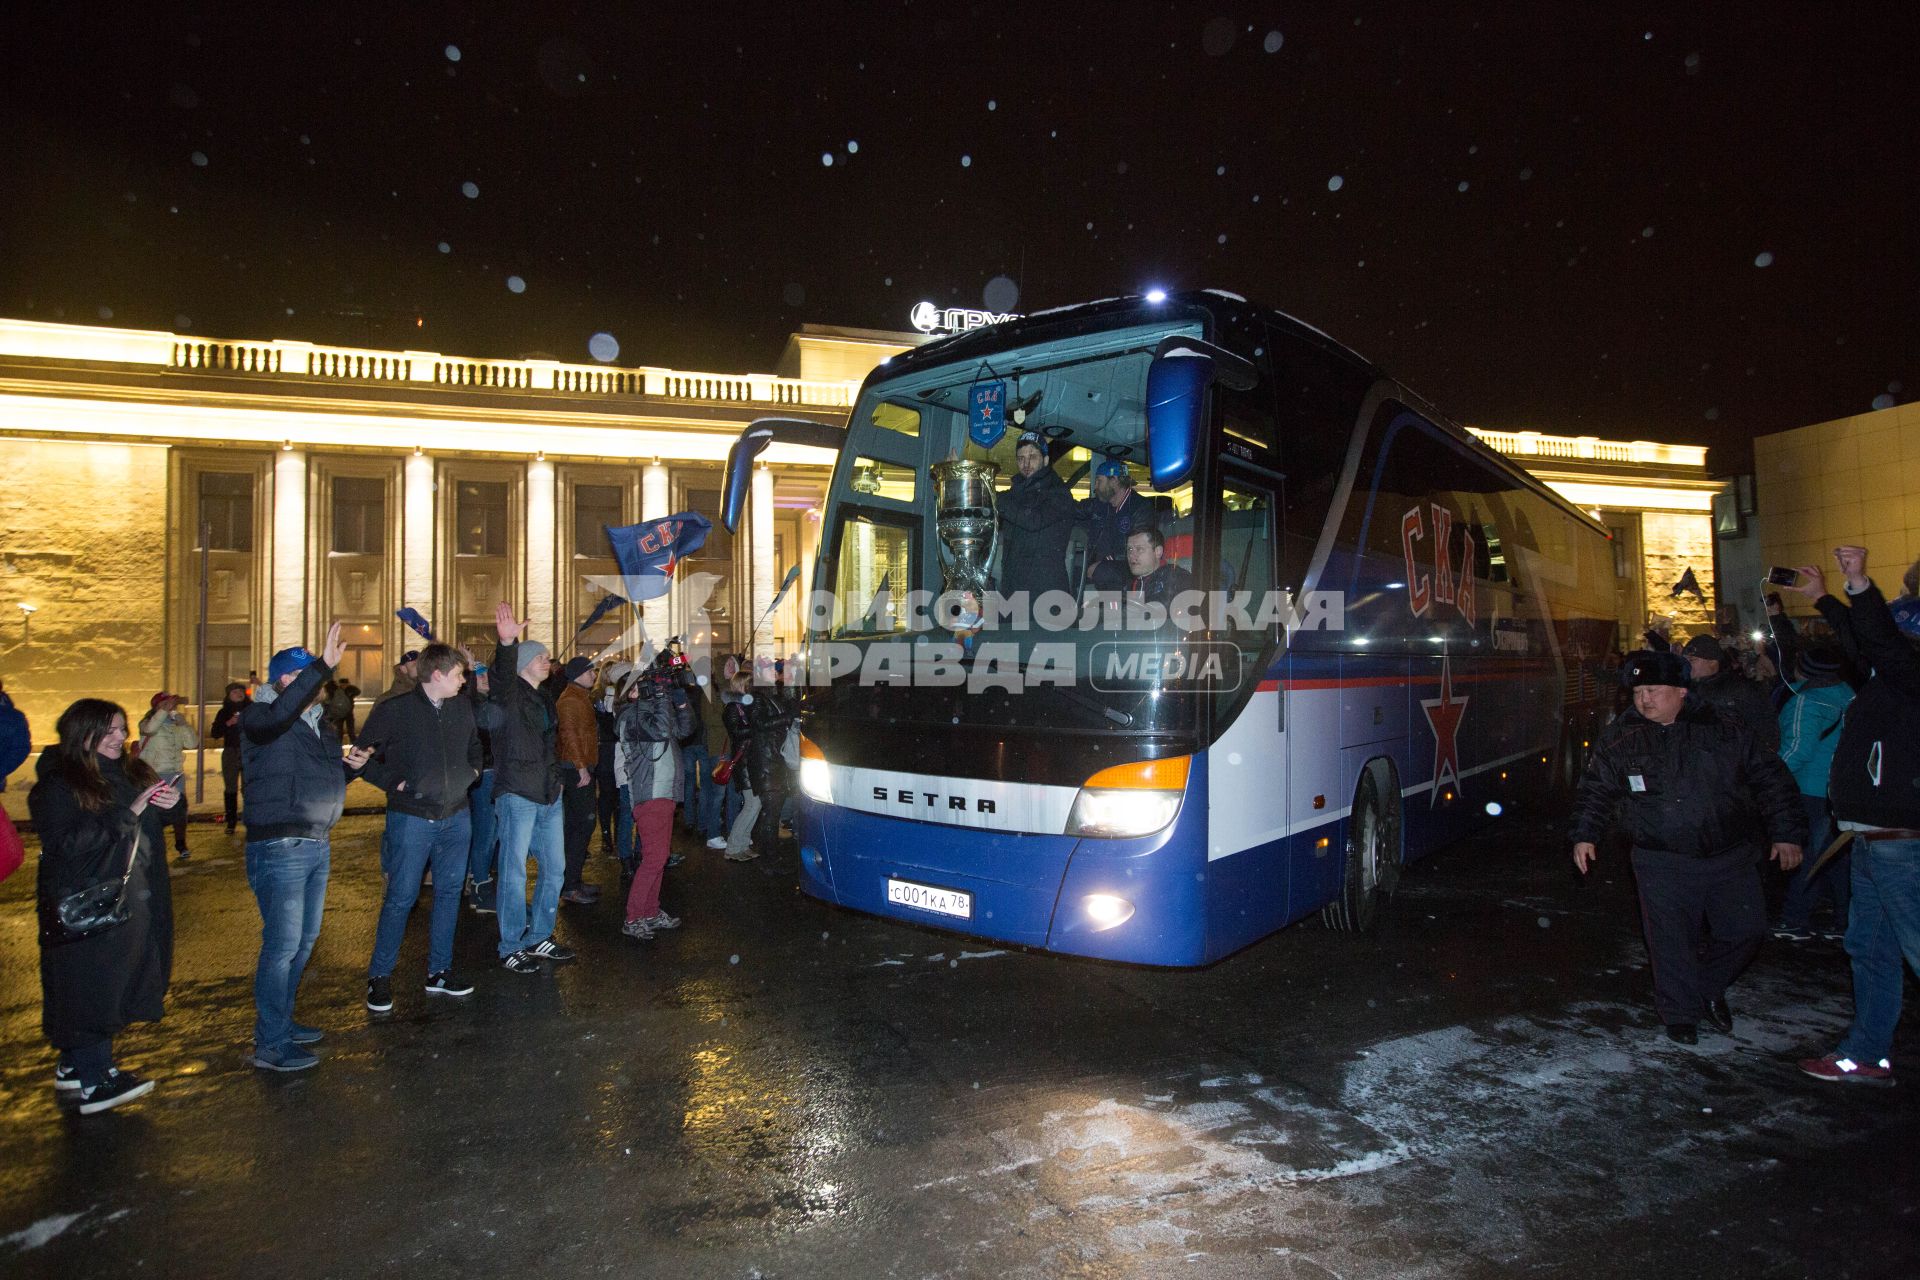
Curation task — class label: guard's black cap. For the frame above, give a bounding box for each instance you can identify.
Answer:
[1622,649,1692,689]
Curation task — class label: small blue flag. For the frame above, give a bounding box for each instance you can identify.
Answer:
[607,512,712,602]
[577,593,630,635]
[395,607,435,642]
[968,380,1007,449]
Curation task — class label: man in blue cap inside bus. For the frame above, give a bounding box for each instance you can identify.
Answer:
[1081,458,1153,593]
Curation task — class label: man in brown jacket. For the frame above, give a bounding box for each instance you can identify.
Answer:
[555,656,601,904]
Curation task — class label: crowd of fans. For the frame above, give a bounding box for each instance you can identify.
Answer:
[9,544,1916,1112]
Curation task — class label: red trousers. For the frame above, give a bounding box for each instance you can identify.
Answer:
[626,797,675,922]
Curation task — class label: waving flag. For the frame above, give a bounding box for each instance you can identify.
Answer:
[607,512,712,601]
[576,592,630,635]
[395,606,435,642]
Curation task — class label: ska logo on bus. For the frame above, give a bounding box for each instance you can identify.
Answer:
[1399,503,1476,626]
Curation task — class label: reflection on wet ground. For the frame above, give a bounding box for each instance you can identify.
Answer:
[1,811,1915,1277]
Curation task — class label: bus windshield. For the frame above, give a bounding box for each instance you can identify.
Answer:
[801,317,1235,739]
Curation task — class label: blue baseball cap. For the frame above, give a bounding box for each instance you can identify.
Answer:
[1095,459,1130,479]
[268,646,318,683]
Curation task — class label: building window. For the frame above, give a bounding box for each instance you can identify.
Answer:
[332,476,385,554]
[457,481,508,556]
[574,484,623,557]
[198,472,254,551]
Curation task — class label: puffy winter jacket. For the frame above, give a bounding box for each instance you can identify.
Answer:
[1570,699,1806,857]
[616,680,695,802]
[239,660,353,843]
[744,690,795,796]
[1776,679,1854,797]
[1817,581,1920,829]
[476,643,565,806]
[354,686,482,821]
[137,709,199,779]
[1693,669,1779,754]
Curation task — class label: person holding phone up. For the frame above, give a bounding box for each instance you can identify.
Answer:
[138,691,199,862]
[28,699,184,1113]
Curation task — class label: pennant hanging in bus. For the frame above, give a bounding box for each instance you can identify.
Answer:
[968,380,1007,449]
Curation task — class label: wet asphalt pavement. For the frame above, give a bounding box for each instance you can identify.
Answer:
[1,806,1916,1279]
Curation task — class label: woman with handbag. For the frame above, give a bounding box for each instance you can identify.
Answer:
[27,699,179,1114]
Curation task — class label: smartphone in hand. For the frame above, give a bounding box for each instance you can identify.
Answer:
[1766,566,1799,587]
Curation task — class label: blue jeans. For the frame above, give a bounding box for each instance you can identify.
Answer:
[1837,836,1920,1063]
[493,792,564,959]
[616,784,635,867]
[1779,794,1849,929]
[245,837,331,1053]
[468,769,498,889]
[369,809,471,978]
[696,755,726,837]
[682,744,711,829]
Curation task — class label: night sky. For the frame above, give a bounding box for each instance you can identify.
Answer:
[3,3,1914,457]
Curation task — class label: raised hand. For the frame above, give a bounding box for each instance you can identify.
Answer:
[1789,565,1827,602]
[321,620,347,667]
[1832,545,1869,592]
[494,601,527,644]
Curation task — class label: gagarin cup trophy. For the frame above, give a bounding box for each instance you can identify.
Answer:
[929,458,999,606]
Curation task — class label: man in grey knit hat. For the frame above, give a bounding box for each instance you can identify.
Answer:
[474,603,575,972]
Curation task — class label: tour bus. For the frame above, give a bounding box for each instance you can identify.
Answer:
[722,291,1614,966]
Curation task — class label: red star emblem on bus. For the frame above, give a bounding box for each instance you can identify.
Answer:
[1420,654,1469,807]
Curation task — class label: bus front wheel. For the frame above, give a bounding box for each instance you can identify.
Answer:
[1322,768,1399,933]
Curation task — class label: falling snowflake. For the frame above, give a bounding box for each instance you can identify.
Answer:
[461,181,480,198]
[1456,180,1470,192]
[1263,30,1284,53]
[847,140,859,153]
[1327,174,1344,191]
[506,275,526,293]
[960,154,971,167]
[1704,407,1720,421]
[983,275,1018,312]
[97,306,114,319]
[588,332,619,363]
[1641,226,1655,238]
[987,99,996,111]
[445,44,461,62]
[190,150,208,167]
[1754,251,1774,268]
[437,241,451,254]
[820,152,834,166]
[1871,393,1895,411]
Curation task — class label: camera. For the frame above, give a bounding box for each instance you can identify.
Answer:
[1766,566,1799,588]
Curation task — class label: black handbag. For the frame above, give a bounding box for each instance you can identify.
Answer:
[48,834,140,945]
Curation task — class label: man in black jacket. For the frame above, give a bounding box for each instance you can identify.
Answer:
[240,622,374,1072]
[355,644,483,1011]
[476,602,575,973]
[1794,546,1920,1085]
[1572,649,1805,1044]
[998,432,1078,600]
[1681,634,1781,752]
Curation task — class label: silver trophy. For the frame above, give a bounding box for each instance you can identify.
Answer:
[929,459,1000,598]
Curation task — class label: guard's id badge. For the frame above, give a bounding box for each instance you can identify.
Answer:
[1628,774,1647,792]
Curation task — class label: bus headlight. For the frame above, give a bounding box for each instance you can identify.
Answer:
[1064,755,1189,839]
[797,734,831,803]
[1083,893,1136,930]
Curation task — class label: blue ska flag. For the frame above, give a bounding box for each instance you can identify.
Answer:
[394,606,435,642]
[968,380,1007,449]
[607,512,712,601]
[576,592,629,635]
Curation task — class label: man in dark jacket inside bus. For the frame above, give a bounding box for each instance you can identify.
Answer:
[998,432,1079,600]
[240,623,374,1072]
[1571,649,1805,1045]
[1794,546,1920,1085]
[354,643,483,1013]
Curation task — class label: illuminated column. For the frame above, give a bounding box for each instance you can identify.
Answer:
[271,448,307,653]
[403,451,435,630]
[750,464,775,653]
[641,461,670,650]
[526,458,557,645]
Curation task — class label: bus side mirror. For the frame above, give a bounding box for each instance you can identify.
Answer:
[721,417,848,532]
[1146,338,1252,490]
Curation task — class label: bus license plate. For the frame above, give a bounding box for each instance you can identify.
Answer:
[886,877,972,919]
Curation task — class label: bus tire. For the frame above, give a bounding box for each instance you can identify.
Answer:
[1322,767,1398,933]
[1553,722,1583,797]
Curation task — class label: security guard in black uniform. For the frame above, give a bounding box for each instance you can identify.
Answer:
[1571,649,1807,1043]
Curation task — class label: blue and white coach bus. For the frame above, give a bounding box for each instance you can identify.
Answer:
[723,291,1614,965]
